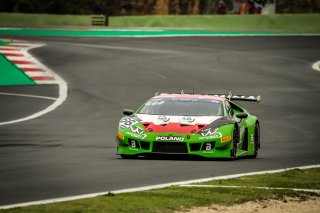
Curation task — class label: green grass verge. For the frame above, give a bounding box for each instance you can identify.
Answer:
[109,14,320,33]
[1,13,319,33]
[0,13,93,27]
[206,168,320,189]
[0,40,35,86]
[1,168,319,213]
[0,38,12,46]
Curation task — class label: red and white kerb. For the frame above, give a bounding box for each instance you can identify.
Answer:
[0,41,58,84]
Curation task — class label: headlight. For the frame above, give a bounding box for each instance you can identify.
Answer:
[198,127,218,137]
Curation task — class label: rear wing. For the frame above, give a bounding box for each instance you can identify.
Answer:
[210,94,261,103]
[155,91,261,103]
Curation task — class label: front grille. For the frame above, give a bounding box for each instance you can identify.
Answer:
[140,141,150,150]
[189,143,202,151]
[152,142,188,154]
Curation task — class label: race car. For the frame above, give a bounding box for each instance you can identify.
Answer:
[117,92,261,159]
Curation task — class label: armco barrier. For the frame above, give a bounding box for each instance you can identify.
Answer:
[91,15,106,26]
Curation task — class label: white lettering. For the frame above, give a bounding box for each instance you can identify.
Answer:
[156,136,184,141]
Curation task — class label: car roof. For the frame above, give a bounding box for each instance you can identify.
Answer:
[151,93,225,102]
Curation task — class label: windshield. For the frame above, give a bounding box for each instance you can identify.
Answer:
[138,98,223,116]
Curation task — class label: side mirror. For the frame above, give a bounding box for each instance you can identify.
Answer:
[236,113,248,119]
[123,109,134,116]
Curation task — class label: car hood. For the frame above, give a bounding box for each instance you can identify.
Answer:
[136,114,222,134]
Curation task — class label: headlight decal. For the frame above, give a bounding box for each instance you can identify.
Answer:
[119,116,141,130]
[199,128,218,137]
[130,125,144,135]
[199,131,222,140]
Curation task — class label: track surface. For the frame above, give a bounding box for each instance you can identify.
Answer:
[0,36,320,205]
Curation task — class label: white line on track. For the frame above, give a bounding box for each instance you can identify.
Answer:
[0,92,57,101]
[312,61,320,72]
[0,41,68,126]
[0,164,318,210]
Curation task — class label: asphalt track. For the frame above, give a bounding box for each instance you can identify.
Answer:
[0,35,320,206]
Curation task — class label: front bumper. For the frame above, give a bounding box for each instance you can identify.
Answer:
[116,136,233,158]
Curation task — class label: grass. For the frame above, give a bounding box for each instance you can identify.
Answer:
[0,13,93,27]
[0,39,35,86]
[0,188,311,213]
[0,13,319,33]
[0,39,12,46]
[109,14,320,33]
[1,168,319,213]
[205,168,320,189]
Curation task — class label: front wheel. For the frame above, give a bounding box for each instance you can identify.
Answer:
[252,122,260,158]
[231,125,240,159]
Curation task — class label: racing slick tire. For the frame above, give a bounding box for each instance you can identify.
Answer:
[231,125,240,159]
[252,122,260,158]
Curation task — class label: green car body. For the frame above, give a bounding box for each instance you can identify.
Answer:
[117,93,260,159]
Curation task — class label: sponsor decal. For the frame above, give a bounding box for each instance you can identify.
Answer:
[250,134,254,144]
[130,139,138,148]
[119,117,140,130]
[205,143,212,151]
[147,100,165,105]
[213,95,256,100]
[202,151,214,154]
[158,115,170,122]
[199,128,218,137]
[130,125,144,135]
[199,132,222,140]
[221,135,232,143]
[118,132,125,140]
[127,132,147,139]
[182,116,195,123]
[156,136,184,141]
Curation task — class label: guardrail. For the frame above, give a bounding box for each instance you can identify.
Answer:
[91,15,106,26]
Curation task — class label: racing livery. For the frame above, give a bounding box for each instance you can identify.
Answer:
[117,92,261,159]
